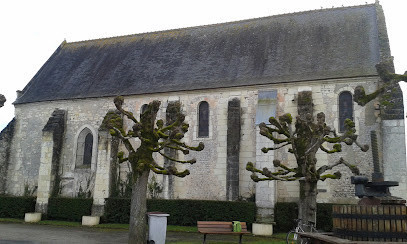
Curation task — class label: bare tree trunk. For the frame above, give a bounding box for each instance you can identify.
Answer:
[298,180,317,228]
[128,170,150,244]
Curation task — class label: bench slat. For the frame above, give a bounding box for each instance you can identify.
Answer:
[199,225,232,229]
[200,229,234,233]
[198,221,233,224]
[199,227,231,231]
[199,228,250,232]
[198,223,247,227]
[198,221,247,227]
[199,230,250,233]
[200,231,251,235]
[199,225,229,228]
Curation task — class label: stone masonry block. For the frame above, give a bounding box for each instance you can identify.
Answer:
[25,213,42,223]
[382,120,398,127]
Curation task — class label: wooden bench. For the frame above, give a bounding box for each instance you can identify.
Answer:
[197,221,251,243]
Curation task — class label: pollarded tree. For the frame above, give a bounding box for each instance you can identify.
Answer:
[246,110,368,225]
[106,96,204,244]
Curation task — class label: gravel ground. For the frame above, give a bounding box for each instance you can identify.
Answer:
[0,223,127,244]
[0,222,280,243]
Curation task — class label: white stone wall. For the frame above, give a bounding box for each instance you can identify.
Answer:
[6,106,49,195]
[382,119,407,200]
[174,89,258,200]
[7,76,405,205]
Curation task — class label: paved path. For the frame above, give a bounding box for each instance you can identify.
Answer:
[0,222,277,243]
[0,223,128,244]
[0,223,217,244]
[0,223,226,244]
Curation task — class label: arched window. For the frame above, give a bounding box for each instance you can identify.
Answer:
[339,91,354,132]
[198,101,209,137]
[76,128,93,167]
[83,133,93,165]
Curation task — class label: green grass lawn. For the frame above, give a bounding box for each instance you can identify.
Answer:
[0,218,24,223]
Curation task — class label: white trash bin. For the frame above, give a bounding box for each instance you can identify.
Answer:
[147,212,170,244]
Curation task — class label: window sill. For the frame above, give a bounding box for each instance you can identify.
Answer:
[75,165,91,170]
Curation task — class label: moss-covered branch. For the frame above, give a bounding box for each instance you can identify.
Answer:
[117,151,129,164]
[320,172,342,181]
[376,62,407,83]
[151,165,191,178]
[319,144,342,154]
[261,142,291,153]
[354,62,406,106]
[158,151,197,164]
[317,157,360,177]
[113,96,140,124]
[246,161,301,182]
[354,86,385,106]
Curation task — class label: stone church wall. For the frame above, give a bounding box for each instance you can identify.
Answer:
[7,99,116,196]
[6,76,404,205]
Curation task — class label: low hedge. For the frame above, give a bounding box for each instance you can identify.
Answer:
[274,202,298,232]
[316,203,334,232]
[274,202,334,232]
[0,196,36,218]
[47,197,93,221]
[0,195,335,231]
[104,198,131,224]
[104,198,256,226]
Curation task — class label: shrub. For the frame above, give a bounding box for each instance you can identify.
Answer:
[47,197,92,221]
[274,202,298,232]
[0,196,36,218]
[274,202,335,232]
[316,203,334,231]
[104,198,256,227]
[149,199,256,226]
[103,198,131,223]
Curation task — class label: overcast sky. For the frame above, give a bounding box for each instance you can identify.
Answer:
[0,0,406,130]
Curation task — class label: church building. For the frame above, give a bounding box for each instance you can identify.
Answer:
[0,2,405,228]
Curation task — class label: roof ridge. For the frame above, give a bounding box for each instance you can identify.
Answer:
[65,3,376,45]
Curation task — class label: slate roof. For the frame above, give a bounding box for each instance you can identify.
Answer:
[15,4,389,104]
